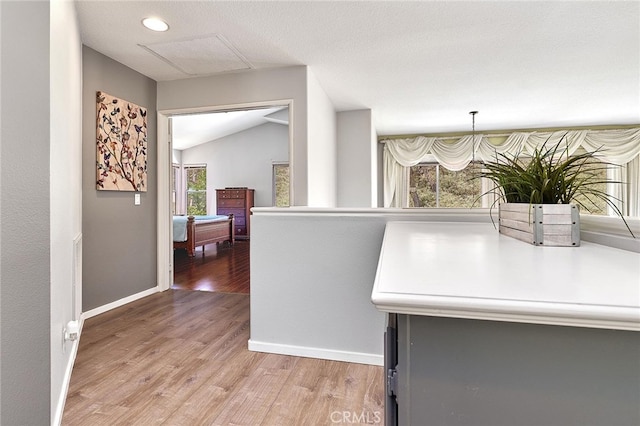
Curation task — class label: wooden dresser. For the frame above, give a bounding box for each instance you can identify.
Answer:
[216,188,255,240]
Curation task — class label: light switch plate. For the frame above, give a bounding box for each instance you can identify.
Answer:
[135,193,141,205]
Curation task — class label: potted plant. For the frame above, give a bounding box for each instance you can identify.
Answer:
[476,136,634,246]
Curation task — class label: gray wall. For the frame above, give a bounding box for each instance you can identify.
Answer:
[0,2,51,424]
[337,110,377,207]
[180,122,289,211]
[249,208,492,365]
[377,142,385,207]
[82,46,158,311]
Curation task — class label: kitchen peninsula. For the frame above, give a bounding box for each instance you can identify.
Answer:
[372,221,640,426]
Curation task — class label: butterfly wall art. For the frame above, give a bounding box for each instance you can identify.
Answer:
[96,91,147,191]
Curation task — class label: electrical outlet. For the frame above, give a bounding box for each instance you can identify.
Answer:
[135,193,141,205]
[64,320,79,341]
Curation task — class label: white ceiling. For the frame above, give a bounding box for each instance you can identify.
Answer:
[171,107,287,150]
[75,1,639,137]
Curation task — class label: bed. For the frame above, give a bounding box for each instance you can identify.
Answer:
[173,214,234,257]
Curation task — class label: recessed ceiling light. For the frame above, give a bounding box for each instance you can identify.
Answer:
[142,17,169,32]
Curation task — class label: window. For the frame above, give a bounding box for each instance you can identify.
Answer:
[567,157,609,216]
[409,163,483,208]
[171,164,180,215]
[409,156,614,213]
[508,154,610,216]
[185,165,207,215]
[272,162,290,207]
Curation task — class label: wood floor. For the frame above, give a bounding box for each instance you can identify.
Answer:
[63,244,384,425]
[173,240,250,294]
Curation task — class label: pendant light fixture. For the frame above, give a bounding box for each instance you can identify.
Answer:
[469,110,478,163]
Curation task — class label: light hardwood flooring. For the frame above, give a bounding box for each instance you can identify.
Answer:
[62,290,384,425]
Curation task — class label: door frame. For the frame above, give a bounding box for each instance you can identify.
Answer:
[157,100,294,291]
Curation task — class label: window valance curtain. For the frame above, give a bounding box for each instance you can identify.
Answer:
[383,128,640,208]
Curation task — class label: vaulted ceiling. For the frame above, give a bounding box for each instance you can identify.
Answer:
[75,1,639,137]
[171,107,288,150]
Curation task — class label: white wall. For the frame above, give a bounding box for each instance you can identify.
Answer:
[172,149,182,165]
[337,109,377,207]
[180,122,289,212]
[50,0,83,422]
[157,66,309,205]
[306,69,337,207]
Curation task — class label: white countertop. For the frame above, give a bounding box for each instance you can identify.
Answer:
[372,221,640,330]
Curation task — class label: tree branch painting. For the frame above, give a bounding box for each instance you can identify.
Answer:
[96,91,147,191]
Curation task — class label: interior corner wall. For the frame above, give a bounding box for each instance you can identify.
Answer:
[0,2,51,424]
[157,66,309,206]
[180,122,289,212]
[82,46,158,311]
[50,0,83,421]
[371,123,379,207]
[306,69,337,207]
[377,140,385,207]
[1,3,3,420]
[337,109,376,207]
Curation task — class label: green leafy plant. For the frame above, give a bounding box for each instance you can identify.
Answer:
[475,135,635,237]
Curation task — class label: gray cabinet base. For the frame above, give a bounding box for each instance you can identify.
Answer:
[395,314,639,426]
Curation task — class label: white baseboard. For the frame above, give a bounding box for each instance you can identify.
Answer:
[83,286,159,319]
[248,339,383,366]
[52,317,84,426]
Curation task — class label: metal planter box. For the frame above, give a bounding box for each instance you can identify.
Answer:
[498,203,580,247]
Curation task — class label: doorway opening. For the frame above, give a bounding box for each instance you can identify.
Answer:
[157,101,293,292]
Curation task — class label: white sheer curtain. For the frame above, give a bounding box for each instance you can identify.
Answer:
[609,155,640,217]
[383,128,640,209]
[628,157,640,216]
[383,137,435,207]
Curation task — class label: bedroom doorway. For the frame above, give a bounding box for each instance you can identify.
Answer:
[157,101,293,292]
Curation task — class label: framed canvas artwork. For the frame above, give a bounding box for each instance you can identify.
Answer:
[96,91,147,191]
